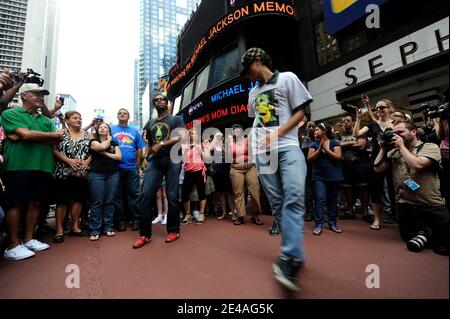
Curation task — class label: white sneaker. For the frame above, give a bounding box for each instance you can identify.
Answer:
[4,245,35,261]
[161,214,167,225]
[23,239,49,252]
[152,214,163,224]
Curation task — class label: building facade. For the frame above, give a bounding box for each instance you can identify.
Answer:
[137,0,200,128]
[166,0,448,132]
[0,0,60,105]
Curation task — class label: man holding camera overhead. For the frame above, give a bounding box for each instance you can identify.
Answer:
[0,68,63,117]
[374,121,449,256]
[0,83,64,261]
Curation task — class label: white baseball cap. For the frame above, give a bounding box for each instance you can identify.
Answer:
[19,83,50,95]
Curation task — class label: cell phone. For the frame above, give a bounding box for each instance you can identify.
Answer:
[57,96,65,105]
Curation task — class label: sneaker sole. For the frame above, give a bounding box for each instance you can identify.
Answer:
[272,264,301,292]
[25,246,49,252]
[4,252,35,261]
[133,239,152,249]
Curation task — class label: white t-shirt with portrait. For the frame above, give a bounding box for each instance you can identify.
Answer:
[248,71,313,154]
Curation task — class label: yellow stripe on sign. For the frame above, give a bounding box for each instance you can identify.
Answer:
[331,0,358,13]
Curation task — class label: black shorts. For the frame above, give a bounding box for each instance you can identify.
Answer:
[53,177,90,204]
[0,171,50,210]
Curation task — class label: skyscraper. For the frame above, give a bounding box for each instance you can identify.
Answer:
[137,0,200,128]
[0,0,60,104]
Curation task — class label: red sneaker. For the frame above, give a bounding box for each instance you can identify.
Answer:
[165,232,180,243]
[132,236,152,249]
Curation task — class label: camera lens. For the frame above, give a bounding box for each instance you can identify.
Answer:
[407,231,428,252]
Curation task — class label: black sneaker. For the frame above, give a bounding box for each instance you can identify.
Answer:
[269,221,280,236]
[272,256,302,291]
[131,221,140,232]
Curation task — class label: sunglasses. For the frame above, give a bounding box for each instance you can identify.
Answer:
[376,106,388,111]
[154,97,167,102]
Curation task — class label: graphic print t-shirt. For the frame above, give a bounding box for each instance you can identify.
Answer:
[248,71,313,154]
[145,115,185,158]
[111,125,146,169]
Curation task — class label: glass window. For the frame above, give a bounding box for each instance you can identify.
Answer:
[210,48,240,87]
[193,65,210,99]
[176,0,187,9]
[173,95,182,115]
[181,80,195,109]
[159,27,164,43]
[176,13,187,27]
[159,8,164,20]
[314,22,341,66]
[342,30,368,54]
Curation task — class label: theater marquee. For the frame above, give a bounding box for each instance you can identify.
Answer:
[167,0,298,92]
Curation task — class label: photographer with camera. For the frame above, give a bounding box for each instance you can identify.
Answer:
[373,121,449,256]
[0,68,63,117]
[0,69,26,114]
[354,95,397,229]
[0,84,64,261]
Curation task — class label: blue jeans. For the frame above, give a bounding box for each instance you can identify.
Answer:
[139,156,182,237]
[256,146,306,261]
[88,171,120,236]
[313,180,339,228]
[114,168,142,224]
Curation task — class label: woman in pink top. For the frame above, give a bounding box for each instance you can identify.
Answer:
[181,128,209,225]
[228,124,264,226]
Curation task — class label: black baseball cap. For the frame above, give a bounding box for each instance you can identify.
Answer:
[240,47,267,76]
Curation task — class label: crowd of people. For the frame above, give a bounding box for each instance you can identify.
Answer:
[0,46,449,292]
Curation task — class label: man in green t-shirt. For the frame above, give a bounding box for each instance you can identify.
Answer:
[0,83,63,261]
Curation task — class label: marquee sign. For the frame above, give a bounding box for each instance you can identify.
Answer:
[167,0,297,93]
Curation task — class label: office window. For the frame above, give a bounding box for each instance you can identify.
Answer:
[314,22,341,66]
[176,0,188,9]
[159,8,164,20]
[210,47,240,87]
[176,13,187,27]
[194,65,210,99]
[182,80,195,109]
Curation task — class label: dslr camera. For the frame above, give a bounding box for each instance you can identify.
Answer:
[378,127,396,146]
[13,69,45,87]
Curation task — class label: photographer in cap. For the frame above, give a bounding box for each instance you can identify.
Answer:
[0,83,64,261]
[374,121,449,256]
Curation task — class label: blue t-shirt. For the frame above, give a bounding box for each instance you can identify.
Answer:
[310,139,344,182]
[111,125,146,169]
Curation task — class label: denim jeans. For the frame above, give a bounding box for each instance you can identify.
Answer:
[256,146,306,261]
[139,156,182,237]
[114,168,142,224]
[88,171,120,236]
[313,180,339,228]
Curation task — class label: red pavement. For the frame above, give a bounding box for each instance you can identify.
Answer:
[0,215,448,299]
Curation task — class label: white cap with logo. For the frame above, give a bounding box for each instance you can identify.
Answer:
[19,83,50,95]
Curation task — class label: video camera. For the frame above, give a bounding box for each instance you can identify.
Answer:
[13,69,45,87]
[420,91,449,120]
